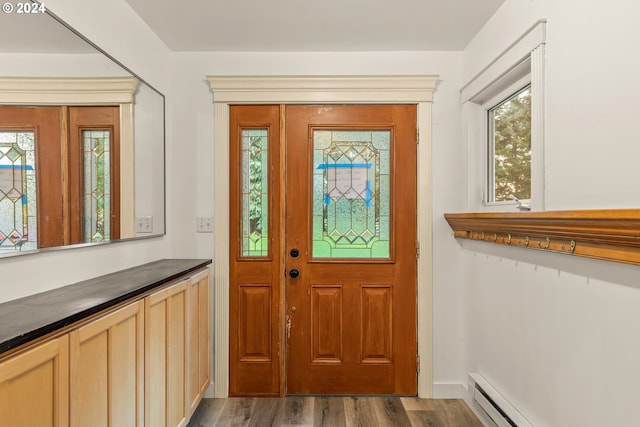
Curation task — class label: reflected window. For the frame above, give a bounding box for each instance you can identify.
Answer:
[83,130,111,242]
[0,131,37,252]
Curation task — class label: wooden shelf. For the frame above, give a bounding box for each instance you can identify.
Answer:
[444,209,640,266]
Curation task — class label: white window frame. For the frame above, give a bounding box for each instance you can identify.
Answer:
[462,20,546,211]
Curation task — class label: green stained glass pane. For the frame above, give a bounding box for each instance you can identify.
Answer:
[0,131,37,253]
[241,129,269,257]
[312,130,391,259]
[83,130,111,243]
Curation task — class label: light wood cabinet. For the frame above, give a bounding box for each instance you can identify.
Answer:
[69,300,144,427]
[0,265,211,427]
[187,269,211,413]
[0,335,69,427]
[145,279,189,427]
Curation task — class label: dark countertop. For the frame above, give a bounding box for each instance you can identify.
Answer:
[0,258,211,356]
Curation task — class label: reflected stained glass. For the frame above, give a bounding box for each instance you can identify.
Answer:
[312,130,390,259]
[83,130,111,242]
[241,129,269,257]
[0,131,37,252]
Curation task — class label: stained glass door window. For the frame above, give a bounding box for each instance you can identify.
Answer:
[83,130,111,242]
[0,131,37,252]
[241,129,269,257]
[312,130,391,259]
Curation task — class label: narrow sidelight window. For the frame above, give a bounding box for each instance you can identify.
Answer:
[83,130,112,242]
[240,129,269,257]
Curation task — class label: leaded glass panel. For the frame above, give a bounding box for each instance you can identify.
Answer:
[312,130,391,259]
[241,129,269,257]
[0,131,37,252]
[83,130,111,242]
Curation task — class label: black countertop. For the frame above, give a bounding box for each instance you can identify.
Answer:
[0,258,211,356]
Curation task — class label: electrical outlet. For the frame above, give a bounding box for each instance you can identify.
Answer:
[196,217,213,233]
[135,216,153,233]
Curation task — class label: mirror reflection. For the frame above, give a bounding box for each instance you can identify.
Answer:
[0,9,165,256]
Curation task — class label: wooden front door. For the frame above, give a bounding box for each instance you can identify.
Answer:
[229,104,417,396]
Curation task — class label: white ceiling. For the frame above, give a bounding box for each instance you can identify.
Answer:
[124,0,505,52]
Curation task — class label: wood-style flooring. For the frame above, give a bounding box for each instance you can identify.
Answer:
[187,397,484,427]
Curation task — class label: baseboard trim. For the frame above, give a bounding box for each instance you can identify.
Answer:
[204,381,214,399]
[432,382,463,399]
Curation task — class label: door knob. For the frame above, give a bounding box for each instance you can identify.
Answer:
[289,268,300,279]
[290,248,300,258]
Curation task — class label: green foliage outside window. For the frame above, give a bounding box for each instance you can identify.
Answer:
[492,86,531,201]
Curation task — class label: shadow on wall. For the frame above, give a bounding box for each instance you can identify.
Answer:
[457,238,640,291]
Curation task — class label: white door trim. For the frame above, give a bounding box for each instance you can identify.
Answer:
[207,75,438,398]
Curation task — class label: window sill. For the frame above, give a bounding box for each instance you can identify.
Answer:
[444,209,640,266]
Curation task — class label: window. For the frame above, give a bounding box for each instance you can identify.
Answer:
[487,85,531,203]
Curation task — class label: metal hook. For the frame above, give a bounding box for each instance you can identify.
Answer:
[538,237,550,249]
[561,240,577,253]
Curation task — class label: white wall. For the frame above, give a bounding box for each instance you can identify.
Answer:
[170,50,467,395]
[0,53,127,76]
[0,0,172,303]
[461,1,640,425]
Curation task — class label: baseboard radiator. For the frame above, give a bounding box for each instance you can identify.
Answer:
[468,373,533,427]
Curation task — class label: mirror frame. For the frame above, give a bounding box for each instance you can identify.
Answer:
[0,7,166,259]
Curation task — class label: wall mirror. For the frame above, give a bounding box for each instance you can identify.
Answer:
[0,7,165,258]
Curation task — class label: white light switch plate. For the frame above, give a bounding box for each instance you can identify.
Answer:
[197,217,213,233]
[135,216,153,233]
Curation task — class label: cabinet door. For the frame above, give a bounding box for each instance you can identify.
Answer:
[69,300,144,427]
[187,269,211,414]
[146,279,189,427]
[0,335,69,427]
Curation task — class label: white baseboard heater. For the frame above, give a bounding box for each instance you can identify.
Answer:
[468,373,533,427]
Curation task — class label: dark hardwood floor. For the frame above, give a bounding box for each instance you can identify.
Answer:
[187,397,484,427]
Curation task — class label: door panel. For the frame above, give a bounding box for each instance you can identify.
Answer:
[229,105,281,396]
[361,285,393,363]
[311,285,343,363]
[237,285,272,361]
[285,105,417,395]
